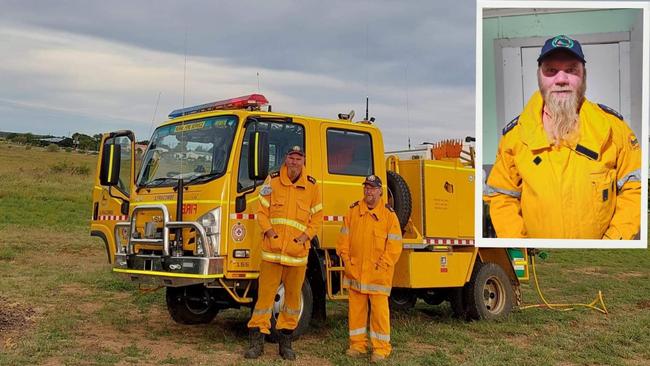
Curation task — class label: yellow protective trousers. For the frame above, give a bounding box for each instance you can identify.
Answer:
[347,288,391,357]
[247,260,307,334]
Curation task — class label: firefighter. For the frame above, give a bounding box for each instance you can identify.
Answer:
[337,175,402,362]
[244,145,323,361]
[484,35,641,239]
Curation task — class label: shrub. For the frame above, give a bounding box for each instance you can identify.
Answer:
[65,147,73,153]
[50,161,91,175]
[25,145,32,150]
[47,144,59,152]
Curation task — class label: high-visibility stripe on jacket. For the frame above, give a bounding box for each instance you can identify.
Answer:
[257,165,323,266]
[336,198,402,295]
[484,91,641,239]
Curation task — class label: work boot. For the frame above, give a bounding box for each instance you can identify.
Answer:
[244,327,264,359]
[370,353,387,363]
[345,348,366,358]
[278,330,296,360]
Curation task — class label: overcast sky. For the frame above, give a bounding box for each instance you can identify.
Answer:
[0,0,475,151]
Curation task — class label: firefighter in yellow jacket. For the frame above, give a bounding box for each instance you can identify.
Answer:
[337,175,402,362]
[484,35,641,239]
[244,146,323,360]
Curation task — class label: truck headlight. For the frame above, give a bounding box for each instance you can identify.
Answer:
[198,207,221,255]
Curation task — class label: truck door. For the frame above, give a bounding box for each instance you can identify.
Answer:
[91,130,135,263]
[319,126,377,247]
[230,119,307,272]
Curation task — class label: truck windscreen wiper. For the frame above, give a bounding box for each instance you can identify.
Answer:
[142,177,176,188]
[184,172,220,186]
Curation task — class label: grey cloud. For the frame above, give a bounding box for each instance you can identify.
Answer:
[0,0,475,87]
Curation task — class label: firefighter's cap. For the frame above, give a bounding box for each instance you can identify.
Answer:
[537,35,585,64]
[286,145,305,157]
[362,174,382,188]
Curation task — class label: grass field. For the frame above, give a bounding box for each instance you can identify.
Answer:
[0,141,649,366]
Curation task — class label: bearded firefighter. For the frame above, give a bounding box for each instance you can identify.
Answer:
[244,145,322,361]
[484,35,641,240]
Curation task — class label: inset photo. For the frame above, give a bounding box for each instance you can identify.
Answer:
[476,1,649,248]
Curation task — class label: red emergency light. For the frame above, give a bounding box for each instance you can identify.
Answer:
[168,94,269,118]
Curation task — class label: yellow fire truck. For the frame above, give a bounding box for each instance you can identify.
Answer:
[91,94,528,338]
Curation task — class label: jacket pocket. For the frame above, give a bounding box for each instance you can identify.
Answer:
[372,228,387,262]
[284,237,309,259]
[590,170,616,235]
[269,200,286,217]
[263,234,283,253]
[296,200,311,225]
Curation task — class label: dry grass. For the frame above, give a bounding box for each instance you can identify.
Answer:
[0,141,649,366]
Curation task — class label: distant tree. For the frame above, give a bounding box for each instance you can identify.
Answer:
[58,137,74,148]
[72,132,99,151]
[8,133,35,145]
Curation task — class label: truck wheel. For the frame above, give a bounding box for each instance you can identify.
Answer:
[420,290,446,306]
[465,263,514,320]
[449,287,469,319]
[389,289,417,311]
[267,279,313,343]
[166,285,219,324]
[386,171,412,229]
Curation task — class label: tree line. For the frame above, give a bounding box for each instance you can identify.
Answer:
[1,132,148,151]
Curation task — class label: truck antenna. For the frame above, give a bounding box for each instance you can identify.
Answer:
[365,96,369,121]
[182,24,188,110]
[148,92,161,137]
[405,65,411,150]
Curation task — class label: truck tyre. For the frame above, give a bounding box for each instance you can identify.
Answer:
[449,287,469,319]
[386,171,412,229]
[420,290,446,306]
[166,285,219,324]
[389,289,417,311]
[449,260,482,320]
[267,279,313,343]
[465,263,514,320]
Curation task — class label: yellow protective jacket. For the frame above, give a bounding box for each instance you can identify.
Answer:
[336,199,403,296]
[257,165,323,266]
[484,91,641,239]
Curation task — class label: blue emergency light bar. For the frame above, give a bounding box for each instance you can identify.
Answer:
[168,94,269,118]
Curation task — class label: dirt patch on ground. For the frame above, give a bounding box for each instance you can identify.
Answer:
[567,267,608,276]
[0,296,36,332]
[614,271,645,280]
[0,295,37,350]
[636,299,650,309]
[73,317,331,365]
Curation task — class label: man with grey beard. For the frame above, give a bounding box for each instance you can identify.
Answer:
[484,35,641,240]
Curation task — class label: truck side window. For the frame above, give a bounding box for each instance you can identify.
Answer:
[326,129,373,176]
[237,121,305,192]
[106,136,132,195]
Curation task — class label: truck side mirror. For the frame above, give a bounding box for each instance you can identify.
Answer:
[248,131,269,181]
[99,142,122,186]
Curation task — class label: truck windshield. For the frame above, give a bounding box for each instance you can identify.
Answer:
[137,116,238,188]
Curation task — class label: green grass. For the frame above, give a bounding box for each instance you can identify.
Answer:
[0,141,649,365]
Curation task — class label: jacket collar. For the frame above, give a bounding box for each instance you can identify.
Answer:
[359,198,384,220]
[279,164,308,188]
[518,91,611,156]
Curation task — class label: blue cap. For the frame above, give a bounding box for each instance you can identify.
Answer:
[537,35,585,64]
[362,174,382,188]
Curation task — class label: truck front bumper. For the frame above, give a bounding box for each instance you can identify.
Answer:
[113,253,225,287]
